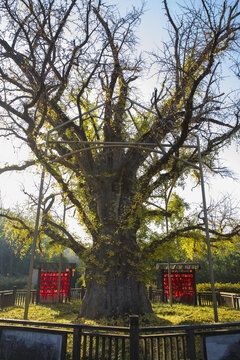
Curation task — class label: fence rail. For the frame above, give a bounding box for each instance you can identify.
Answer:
[149,288,240,309]
[0,289,16,308]
[1,287,240,311]
[197,291,240,309]
[71,286,86,301]
[73,328,130,359]
[148,287,165,303]
[140,331,188,360]
[0,316,240,359]
[15,289,37,306]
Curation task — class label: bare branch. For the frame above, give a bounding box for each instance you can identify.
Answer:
[0,160,36,175]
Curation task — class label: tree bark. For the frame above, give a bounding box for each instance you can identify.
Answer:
[81,273,152,319]
[80,229,152,319]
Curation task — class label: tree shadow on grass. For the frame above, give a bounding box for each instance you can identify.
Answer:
[77,312,173,327]
[42,301,173,326]
[139,312,173,327]
[42,300,81,322]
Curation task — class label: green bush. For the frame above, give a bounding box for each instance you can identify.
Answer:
[197,282,240,293]
[0,276,28,290]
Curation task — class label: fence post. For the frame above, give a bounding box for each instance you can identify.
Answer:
[130,315,139,360]
[187,329,196,360]
[72,327,81,360]
[13,286,17,306]
[198,293,201,306]
[236,296,240,310]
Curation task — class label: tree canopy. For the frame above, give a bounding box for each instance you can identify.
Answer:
[0,0,240,318]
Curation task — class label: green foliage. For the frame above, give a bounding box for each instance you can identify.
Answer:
[168,193,189,226]
[0,218,69,285]
[195,249,240,284]
[0,277,28,291]
[0,221,32,277]
[197,283,240,294]
[175,231,206,261]
[1,215,34,258]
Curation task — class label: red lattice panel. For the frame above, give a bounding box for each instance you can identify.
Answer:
[40,271,70,303]
[163,270,194,303]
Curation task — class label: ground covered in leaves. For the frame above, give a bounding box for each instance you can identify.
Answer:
[1,300,240,326]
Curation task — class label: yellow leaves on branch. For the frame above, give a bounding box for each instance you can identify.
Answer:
[2,219,33,258]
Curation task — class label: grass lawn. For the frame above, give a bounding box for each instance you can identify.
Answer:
[1,302,240,360]
[1,300,240,326]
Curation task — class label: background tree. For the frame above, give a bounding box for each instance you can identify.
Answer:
[0,217,71,289]
[0,0,240,318]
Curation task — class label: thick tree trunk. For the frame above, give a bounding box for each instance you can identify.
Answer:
[80,229,153,319]
[80,270,152,319]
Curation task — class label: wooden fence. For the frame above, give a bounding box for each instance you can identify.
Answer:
[1,287,240,311]
[197,291,240,310]
[148,287,165,303]
[0,316,240,359]
[0,289,16,308]
[149,288,240,310]
[71,286,86,301]
[15,289,37,306]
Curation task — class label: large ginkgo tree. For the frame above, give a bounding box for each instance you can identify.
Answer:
[0,0,240,318]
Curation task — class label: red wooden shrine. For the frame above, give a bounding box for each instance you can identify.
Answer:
[163,269,195,303]
[156,263,200,305]
[40,270,71,303]
[35,262,76,304]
